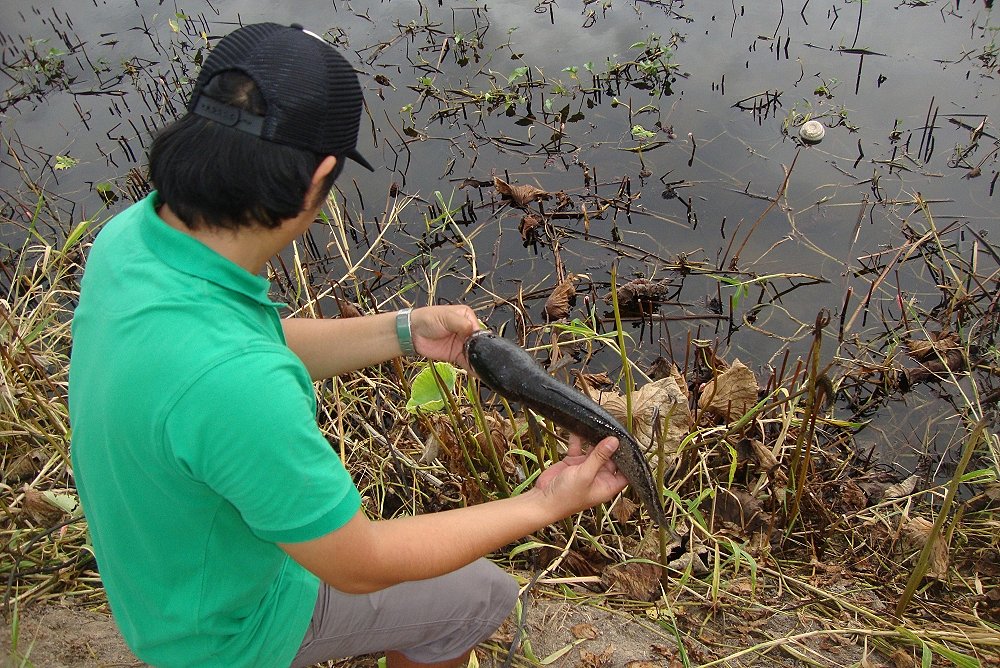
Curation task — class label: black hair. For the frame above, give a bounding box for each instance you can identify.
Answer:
[148,71,341,230]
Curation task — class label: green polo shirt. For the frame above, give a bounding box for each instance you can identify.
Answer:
[69,193,361,667]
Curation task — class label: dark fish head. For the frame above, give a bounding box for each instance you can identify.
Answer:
[464,329,497,380]
[464,329,525,396]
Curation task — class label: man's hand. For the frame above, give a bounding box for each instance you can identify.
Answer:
[410,305,480,369]
[533,434,628,517]
[282,433,629,594]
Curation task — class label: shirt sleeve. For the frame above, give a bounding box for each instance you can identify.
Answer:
[163,346,362,543]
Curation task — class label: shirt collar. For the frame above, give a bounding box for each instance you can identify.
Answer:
[138,192,284,309]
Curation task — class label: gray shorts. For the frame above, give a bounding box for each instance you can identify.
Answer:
[290,558,518,666]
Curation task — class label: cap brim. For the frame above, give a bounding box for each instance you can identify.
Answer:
[345,148,375,172]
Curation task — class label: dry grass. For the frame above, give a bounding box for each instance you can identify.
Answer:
[2,185,998,667]
[1,219,104,613]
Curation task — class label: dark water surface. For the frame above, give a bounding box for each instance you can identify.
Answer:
[2,0,998,462]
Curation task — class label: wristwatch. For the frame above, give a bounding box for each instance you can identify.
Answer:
[395,308,415,356]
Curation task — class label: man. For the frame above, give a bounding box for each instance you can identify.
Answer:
[69,22,626,668]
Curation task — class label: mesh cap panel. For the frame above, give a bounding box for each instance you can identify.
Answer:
[188,23,372,170]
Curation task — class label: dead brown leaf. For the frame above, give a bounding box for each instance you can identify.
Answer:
[575,371,614,397]
[605,277,672,306]
[518,214,543,242]
[603,562,660,601]
[420,414,460,466]
[986,484,1000,503]
[625,662,661,668]
[4,453,40,482]
[535,545,603,578]
[578,644,615,668]
[709,487,766,533]
[544,276,576,321]
[571,623,600,640]
[670,365,689,401]
[889,649,916,668]
[838,479,869,512]
[600,377,692,454]
[494,176,551,208]
[901,516,949,579]
[902,331,967,385]
[904,347,967,384]
[21,485,69,525]
[611,496,639,523]
[601,533,663,601]
[334,297,363,318]
[698,359,759,421]
[475,415,515,473]
[905,331,961,361]
[883,474,919,500]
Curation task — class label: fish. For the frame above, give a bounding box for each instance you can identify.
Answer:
[464,329,667,526]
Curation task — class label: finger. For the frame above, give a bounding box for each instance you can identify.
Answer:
[448,305,478,339]
[608,473,629,495]
[566,433,584,458]
[461,305,481,333]
[579,436,619,480]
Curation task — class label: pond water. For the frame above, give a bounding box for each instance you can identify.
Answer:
[1,0,997,464]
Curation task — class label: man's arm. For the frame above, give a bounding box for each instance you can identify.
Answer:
[281,436,626,594]
[281,305,479,380]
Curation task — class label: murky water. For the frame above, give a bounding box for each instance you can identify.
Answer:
[2,0,997,462]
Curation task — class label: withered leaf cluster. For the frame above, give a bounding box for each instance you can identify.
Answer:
[544,275,577,320]
[493,176,551,208]
[518,213,543,243]
[697,359,760,421]
[598,376,692,456]
[902,331,967,386]
[900,516,949,580]
[604,277,673,308]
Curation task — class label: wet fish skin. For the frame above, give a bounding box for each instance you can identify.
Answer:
[464,330,667,526]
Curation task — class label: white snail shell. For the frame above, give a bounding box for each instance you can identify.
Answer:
[799,120,826,144]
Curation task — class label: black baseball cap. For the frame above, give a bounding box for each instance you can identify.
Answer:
[187,22,374,172]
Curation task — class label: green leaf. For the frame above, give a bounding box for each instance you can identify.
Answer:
[539,640,585,665]
[928,643,980,668]
[507,66,529,84]
[921,642,932,668]
[507,540,553,559]
[41,491,81,517]
[630,124,656,140]
[511,469,540,495]
[54,155,79,170]
[405,362,458,414]
[62,218,96,252]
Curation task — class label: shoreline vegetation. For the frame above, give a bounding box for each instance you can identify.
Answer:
[2,182,998,666]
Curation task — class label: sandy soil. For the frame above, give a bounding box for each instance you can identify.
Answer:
[0,599,698,668]
[2,592,888,668]
[1,604,145,668]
